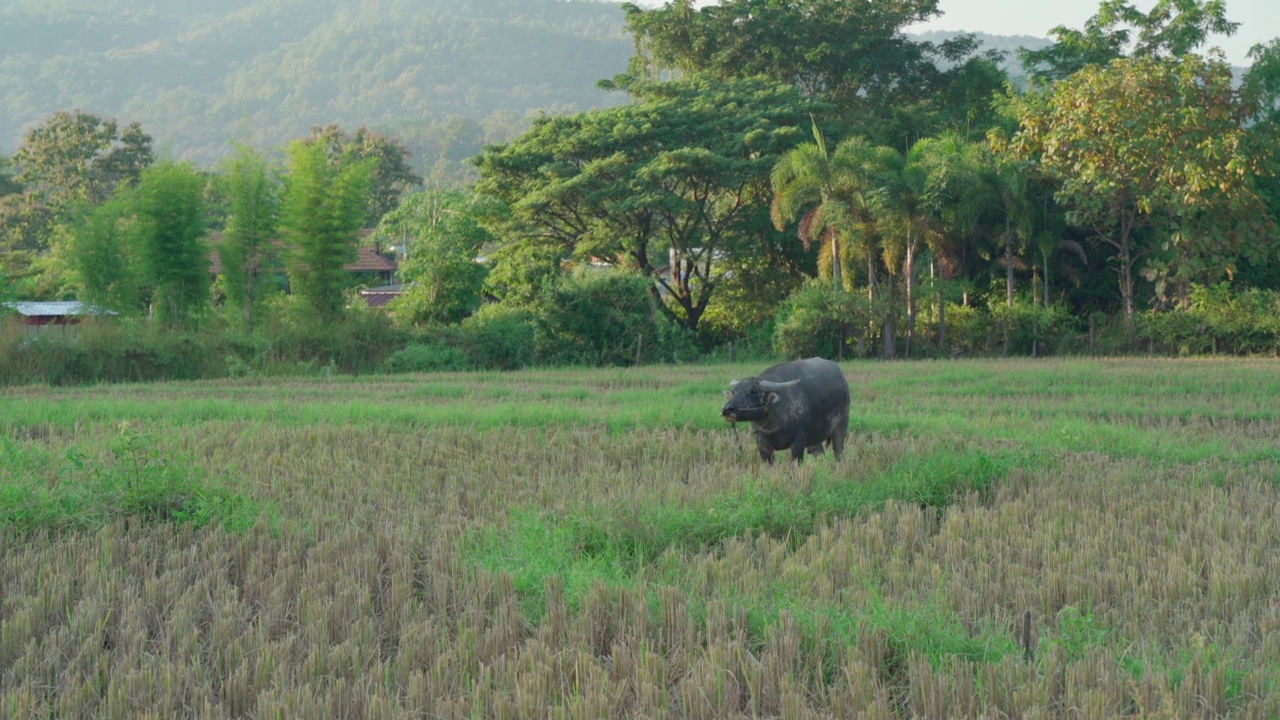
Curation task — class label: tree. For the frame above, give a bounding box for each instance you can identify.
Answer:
[302,124,422,223]
[624,0,935,105]
[0,155,19,196]
[771,124,861,293]
[374,189,492,325]
[621,0,1005,146]
[65,196,140,313]
[219,145,279,328]
[131,161,210,324]
[4,111,153,295]
[875,138,967,357]
[1019,0,1239,81]
[475,76,815,333]
[279,140,374,321]
[1011,54,1275,324]
[14,110,152,212]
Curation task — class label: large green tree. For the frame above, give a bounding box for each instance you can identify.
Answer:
[475,76,815,333]
[374,189,492,325]
[14,110,152,211]
[770,125,871,293]
[132,161,210,323]
[279,140,374,321]
[621,0,1006,146]
[65,196,140,313]
[302,124,422,224]
[2,111,152,295]
[1012,53,1275,323]
[218,145,279,328]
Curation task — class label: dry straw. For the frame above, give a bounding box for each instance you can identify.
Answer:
[3,358,1280,717]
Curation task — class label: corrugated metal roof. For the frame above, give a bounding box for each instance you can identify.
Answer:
[3,301,116,317]
[357,284,404,308]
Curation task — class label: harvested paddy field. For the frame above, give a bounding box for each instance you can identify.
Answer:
[3,358,1280,718]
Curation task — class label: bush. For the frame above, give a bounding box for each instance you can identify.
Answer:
[0,429,265,537]
[773,280,870,360]
[258,295,407,374]
[988,302,1079,356]
[937,301,1078,357]
[0,319,227,386]
[1136,284,1280,356]
[455,304,537,370]
[533,269,672,366]
[384,340,472,373]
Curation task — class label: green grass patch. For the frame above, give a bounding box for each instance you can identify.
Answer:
[0,428,268,538]
[576,446,1038,563]
[462,445,1035,658]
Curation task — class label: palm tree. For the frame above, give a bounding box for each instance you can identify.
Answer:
[772,124,899,356]
[771,125,845,290]
[876,133,992,356]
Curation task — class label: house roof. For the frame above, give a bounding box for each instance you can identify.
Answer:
[4,301,117,317]
[346,245,397,273]
[207,230,394,275]
[357,283,404,308]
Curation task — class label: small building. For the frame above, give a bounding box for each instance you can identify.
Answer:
[3,301,116,338]
[357,283,405,309]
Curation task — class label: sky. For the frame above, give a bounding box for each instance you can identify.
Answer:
[908,0,1276,66]
[628,0,1278,66]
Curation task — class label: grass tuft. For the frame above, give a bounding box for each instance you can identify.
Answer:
[0,427,267,537]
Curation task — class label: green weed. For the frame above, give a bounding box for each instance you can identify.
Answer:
[0,427,267,537]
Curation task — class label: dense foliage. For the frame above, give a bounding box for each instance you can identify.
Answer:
[1,0,1279,383]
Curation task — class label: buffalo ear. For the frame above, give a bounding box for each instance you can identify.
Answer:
[722,389,734,399]
[764,392,779,407]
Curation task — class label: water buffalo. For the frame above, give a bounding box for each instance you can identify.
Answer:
[720,357,850,464]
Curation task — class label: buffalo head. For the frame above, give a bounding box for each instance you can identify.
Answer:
[721,377,799,422]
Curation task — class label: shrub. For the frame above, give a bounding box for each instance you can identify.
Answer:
[1,319,227,385]
[0,429,264,536]
[384,340,472,373]
[938,303,993,356]
[773,280,870,360]
[533,268,671,366]
[1136,284,1280,356]
[258,295,407,374]
[988,301,1079,356]
[455,304,537,370]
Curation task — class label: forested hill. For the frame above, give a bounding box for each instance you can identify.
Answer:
[0,0,635,171]
[0,0,1053,175]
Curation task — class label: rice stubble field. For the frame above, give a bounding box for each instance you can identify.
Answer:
[2,357,1279,718]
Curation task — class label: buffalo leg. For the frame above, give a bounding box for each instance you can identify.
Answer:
[831,428,847,461]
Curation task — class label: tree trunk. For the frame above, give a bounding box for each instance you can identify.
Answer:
[831,234,842,292]
[934,259,947,352]
[1005,223,1015,308]
[881,275,895,359]
[1043,251,1050,308]
[904,233,915,359]
[1120,245,1134,328]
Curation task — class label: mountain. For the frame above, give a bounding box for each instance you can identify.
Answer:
[0,0,635,174]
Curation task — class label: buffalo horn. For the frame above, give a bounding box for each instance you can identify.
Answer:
[757,379,801,391]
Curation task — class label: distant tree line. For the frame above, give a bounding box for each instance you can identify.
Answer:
[3,0,1280,384]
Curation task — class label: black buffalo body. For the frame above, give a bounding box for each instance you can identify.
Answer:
[720,357,850,463]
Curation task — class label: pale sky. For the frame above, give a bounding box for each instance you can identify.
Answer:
[909,0,1276,66]
[629,0,1278,66]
